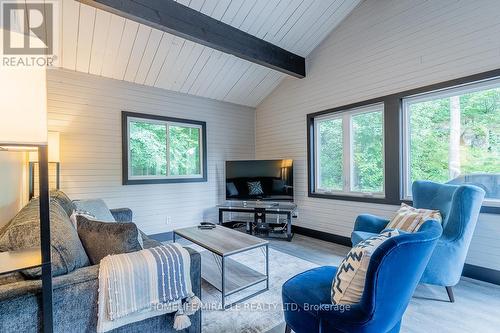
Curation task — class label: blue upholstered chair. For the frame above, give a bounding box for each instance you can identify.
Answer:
[351,180,485,302]
[282,220,442,333]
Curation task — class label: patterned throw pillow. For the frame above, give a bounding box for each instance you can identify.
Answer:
[247,181,264,195]
[386,203,442,232]
[331,230,399,304]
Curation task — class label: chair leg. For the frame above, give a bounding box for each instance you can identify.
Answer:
[285,323,292,333]
[445,286,455,303]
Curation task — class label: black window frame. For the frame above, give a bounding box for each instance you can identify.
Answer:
[307,68,500,214]
[122,111,207,185]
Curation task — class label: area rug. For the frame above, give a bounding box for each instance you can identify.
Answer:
[200,247,318,333]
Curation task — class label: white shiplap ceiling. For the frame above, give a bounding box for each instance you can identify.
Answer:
[61,0,361,107]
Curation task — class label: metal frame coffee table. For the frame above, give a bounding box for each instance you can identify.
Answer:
[173,225,269,309]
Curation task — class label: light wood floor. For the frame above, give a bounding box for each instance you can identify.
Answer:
[265,234,500,333]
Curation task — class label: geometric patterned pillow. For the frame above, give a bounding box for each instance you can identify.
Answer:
[386,203,442,232]
[331,230,400,304]
[247,181,264,196]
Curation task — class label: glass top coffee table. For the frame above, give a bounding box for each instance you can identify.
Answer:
[173,225,269,309]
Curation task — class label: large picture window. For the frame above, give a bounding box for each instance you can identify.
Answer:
[313,103,385,198]
[403,79,500,205]
[307,69,500,212]
[122,112,207,184]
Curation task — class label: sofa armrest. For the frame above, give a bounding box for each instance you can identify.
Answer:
[184,247,201,297]
[353,214,389,233]
[110,208,133,222]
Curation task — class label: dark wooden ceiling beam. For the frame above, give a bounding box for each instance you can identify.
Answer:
[77,0,306,78]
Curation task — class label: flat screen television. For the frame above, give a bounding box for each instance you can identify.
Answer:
[225,160,293,202]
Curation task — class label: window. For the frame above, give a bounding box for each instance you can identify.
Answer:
[403,79,500,205]
[307,69,499,211]
[313,103,385,197]
[122,112,206,184]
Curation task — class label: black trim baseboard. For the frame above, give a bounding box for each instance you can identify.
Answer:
[293,226,500,286]
[292,225,352,247]
[148,231,174,242]
[462,263,500,286]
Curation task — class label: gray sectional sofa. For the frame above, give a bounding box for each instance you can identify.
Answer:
[0,191,201,333]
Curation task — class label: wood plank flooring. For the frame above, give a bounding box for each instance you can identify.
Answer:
[266,234,500,333]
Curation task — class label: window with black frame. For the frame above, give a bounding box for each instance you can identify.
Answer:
[311,103,385,198]
[122,112,207,185]
[307,70,500,212]
[402,78,500,206]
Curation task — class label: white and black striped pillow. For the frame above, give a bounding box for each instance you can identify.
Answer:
[331,230,399,304]
[247,181,264,195]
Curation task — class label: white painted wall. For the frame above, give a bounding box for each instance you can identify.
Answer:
[0,152,26,228]
[47,69,255,235]
[256,0,500,270]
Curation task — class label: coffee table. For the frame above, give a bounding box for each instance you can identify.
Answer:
[173,225,269,309]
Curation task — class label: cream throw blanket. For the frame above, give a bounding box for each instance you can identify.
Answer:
[97,243,201,332]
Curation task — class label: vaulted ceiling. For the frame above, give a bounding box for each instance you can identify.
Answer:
[61,0,361,107]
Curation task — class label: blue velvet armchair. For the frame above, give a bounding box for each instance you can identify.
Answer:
[351,180,485,302]
[282,221,442,333]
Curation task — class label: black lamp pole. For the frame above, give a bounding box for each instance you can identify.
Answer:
[38,146,53,332]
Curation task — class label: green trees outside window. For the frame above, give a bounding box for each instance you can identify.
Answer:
[318,118,343,191]
[125,113,205,184]
[315,104,385,196]
[169,125,201,176]
[130,121,167,177]
[405,87,499,200]
[351,111,384,193]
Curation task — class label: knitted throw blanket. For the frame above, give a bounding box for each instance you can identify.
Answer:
[97,243,201,332]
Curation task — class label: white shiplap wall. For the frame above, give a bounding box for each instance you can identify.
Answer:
[47,69,255,235]
[256,0,500,270]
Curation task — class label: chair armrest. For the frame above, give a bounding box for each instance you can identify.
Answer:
[354,214,389,233]
[110,208,133,222]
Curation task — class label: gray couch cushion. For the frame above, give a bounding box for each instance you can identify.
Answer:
[77,216,142,265]
[0,198,90,278]
[73,199,116,222]
[0,247,202,333]
[50,190,76,217]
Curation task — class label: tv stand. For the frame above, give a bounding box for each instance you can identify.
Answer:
[217,201,297,241]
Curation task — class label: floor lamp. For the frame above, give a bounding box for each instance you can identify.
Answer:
[29,132,61,200]
[0,65,53,332]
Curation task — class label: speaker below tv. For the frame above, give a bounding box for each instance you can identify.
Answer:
[225,159,294,202]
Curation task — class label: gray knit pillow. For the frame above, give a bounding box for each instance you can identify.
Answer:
[0,198,90,277]
[76,216,142,265]
[50,190,76,217]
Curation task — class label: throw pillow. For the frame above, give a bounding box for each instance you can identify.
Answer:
[73,199,116,222]
[73,200,144,249]
[247,181,264,196]
[331,230,399,304]
[77,216,142,265]
[226,182,239,197]
[0,198,90,277]
[69,210,96,229]
[50,190,76,217]
[272,179,286,193]
[386,203,442,232]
